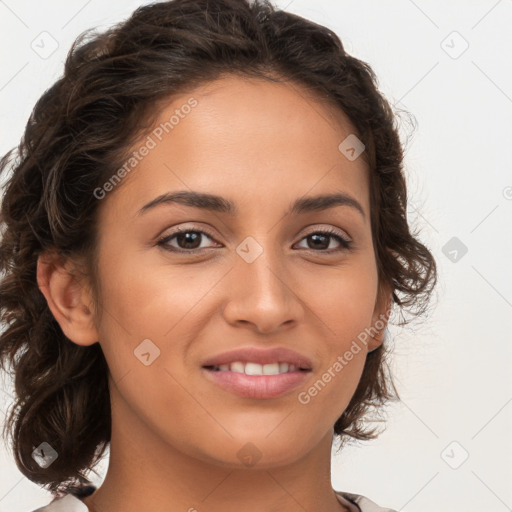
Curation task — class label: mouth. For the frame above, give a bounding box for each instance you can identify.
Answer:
[200,347,313,399]
[202,361,311,375]
[201,346,313,372]
[201,361,312,399]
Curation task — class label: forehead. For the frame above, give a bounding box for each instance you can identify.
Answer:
[100,74,370,220]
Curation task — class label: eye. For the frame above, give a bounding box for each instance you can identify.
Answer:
[156,226,352,254]
[156,227,220,253]
[294,227,352,253]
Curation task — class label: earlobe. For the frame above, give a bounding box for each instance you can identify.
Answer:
[36,251,99,346]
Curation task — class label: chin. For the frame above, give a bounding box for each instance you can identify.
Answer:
[196,432,316,470]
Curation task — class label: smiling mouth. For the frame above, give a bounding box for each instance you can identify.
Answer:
[201,362,311,399]
[203,361,311,375]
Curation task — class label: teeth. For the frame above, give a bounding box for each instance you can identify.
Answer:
[245,362,264,375]
[263,363,280,375]
[212,361,302,374]
[231,362,245,373]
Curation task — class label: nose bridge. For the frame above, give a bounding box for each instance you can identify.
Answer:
[236,232,288,299]
[222,231,302,331]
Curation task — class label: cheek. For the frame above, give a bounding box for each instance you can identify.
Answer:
[306,258,378,338]
[96,245,216,339]
[93,248,226,401]
[296,334,368,426]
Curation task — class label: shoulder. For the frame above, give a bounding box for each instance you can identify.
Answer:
[29,486,95,512]
[335,489,400,512]
[29,493,89,512]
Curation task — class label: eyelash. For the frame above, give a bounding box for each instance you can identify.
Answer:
[156,226,352,255]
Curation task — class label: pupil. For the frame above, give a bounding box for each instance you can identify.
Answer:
[178,232,201,249]
[309,233,328,250]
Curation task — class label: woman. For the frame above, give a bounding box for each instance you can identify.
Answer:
[0,0,437,511]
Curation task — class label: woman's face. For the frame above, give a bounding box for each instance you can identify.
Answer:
[84,75,390,468]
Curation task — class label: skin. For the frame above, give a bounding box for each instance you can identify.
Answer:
[37,74,392,512]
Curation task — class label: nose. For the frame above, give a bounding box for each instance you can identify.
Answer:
[221,241,304,334]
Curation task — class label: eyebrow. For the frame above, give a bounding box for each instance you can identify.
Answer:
[137,190,366,220]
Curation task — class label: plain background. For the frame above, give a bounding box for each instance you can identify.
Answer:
[0,1,511,511]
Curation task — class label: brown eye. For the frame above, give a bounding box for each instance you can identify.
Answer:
[157,228,220,253]
[295,229,352,253]
[156,226,352,255]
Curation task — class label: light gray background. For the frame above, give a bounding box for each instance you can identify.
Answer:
[1,1,511,511]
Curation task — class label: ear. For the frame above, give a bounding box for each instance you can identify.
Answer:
[368,279,393,352]
[36,250,99,346]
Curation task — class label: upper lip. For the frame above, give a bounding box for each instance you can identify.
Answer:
[202,347,313,370]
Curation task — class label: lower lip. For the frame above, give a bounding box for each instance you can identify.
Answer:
[202,368,311,399]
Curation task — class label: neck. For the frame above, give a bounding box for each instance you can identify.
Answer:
[82,386,349,512]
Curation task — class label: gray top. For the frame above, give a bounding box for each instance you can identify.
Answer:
[30,489,399,512]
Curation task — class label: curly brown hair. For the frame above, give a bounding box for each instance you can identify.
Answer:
[0,0,437,496]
